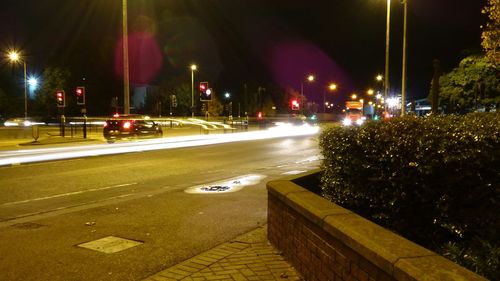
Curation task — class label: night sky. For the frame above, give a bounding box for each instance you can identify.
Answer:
[0,0,486,106]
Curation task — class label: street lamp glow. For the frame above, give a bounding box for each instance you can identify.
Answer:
[28,77,38,88]
[376,74,383,82]
[6,49,28,118]
[351,94,357,100]
[190,64,197,117]
[300,74,316,111]
[8,51,20,62]
[224,92,230,99]
[328,83,337,91]
[367,89,374,95]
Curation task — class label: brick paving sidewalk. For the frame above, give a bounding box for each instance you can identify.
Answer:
[143,225,302,281]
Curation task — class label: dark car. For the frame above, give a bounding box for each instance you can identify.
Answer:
[103,115,163,142]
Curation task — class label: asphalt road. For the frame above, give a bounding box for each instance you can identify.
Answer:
[0,135,321,281]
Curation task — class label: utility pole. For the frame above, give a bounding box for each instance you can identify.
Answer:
[122,0,130,114]
[401,0,408,116]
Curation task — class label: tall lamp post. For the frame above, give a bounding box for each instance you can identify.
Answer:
[323,83,337,113]
[122,0,130,114]
[7,51,28,119]
[401,0,408,116]
[190,64,197,117]
[300,74,315,109]
[384,0,391,108]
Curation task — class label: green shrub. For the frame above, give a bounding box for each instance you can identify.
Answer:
[319,113,499,279]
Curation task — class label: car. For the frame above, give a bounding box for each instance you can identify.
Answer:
[3,117,46,127]
[103,115,163,142]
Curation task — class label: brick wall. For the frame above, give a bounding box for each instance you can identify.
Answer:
[267,171,487,281]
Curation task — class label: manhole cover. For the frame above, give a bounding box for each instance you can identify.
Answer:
[78,236,143,254]
[201,185,230,192]
[185,174,267,194]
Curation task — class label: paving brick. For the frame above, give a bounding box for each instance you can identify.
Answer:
[142,225,301,281]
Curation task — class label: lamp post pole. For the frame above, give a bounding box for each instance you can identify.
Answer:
[384,0,391,110]
[190,64,197,118]
[300,75,314,113]
[122,0,130,114]
[7,51,28,118]
[401,0,408,116]
[23,61,27,118]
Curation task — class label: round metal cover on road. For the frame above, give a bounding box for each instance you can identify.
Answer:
[184,174,266,194]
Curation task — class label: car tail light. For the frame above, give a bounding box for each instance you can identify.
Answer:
[122,121,132,129]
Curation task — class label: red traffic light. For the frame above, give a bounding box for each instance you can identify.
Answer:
[291,99,300,110]
[75,86,85,105]
[55,90,65,107]
[200,82,211,101]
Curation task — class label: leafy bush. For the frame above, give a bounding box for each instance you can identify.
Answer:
[319,113,499,280]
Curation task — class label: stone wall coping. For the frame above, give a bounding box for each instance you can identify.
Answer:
[267,171,487,281]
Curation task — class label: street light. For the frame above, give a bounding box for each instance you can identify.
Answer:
[401,0,408,116]
[323,83,337,113]
[190,64,197,117]
[384,0,391,110]
[122,0,130,114]
[300,74,315,109]
[7,50,28,118]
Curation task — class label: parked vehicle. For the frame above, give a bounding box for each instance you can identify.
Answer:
[103,115,163,142]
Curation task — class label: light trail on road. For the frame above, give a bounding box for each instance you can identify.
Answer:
[0,124,319,167]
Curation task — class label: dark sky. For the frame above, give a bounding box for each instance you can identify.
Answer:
[0,0,486,105]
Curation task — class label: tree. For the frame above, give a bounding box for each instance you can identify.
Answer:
[205,92,224,117]
[436,55,499,113]
[34,67,70,118]
[482,0,500,64]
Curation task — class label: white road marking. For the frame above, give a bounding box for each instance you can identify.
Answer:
[1,183,138,206]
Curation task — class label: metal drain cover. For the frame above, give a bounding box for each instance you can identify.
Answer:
[201,185,230,192]
[78,236,143,254]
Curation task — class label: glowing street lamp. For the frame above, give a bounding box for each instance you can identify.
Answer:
[7,50,28,118]
[28,77,38,97]
[28,77,38,88]
[122,0,130,114]
[300,74,315,106]
[190,64,197,117]
[323,83,338,113]
[401,0,408,116]
[384,0,391,104]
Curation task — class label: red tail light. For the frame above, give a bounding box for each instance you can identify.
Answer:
[122,121,132,129]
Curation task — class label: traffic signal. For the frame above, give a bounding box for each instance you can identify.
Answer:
[200,82,212,101]
[171,95,177,107]
[55,90,65,107]
[291,99,300,110]
[75,86,85,105]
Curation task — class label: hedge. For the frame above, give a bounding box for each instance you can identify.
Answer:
[319,113,499,280]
